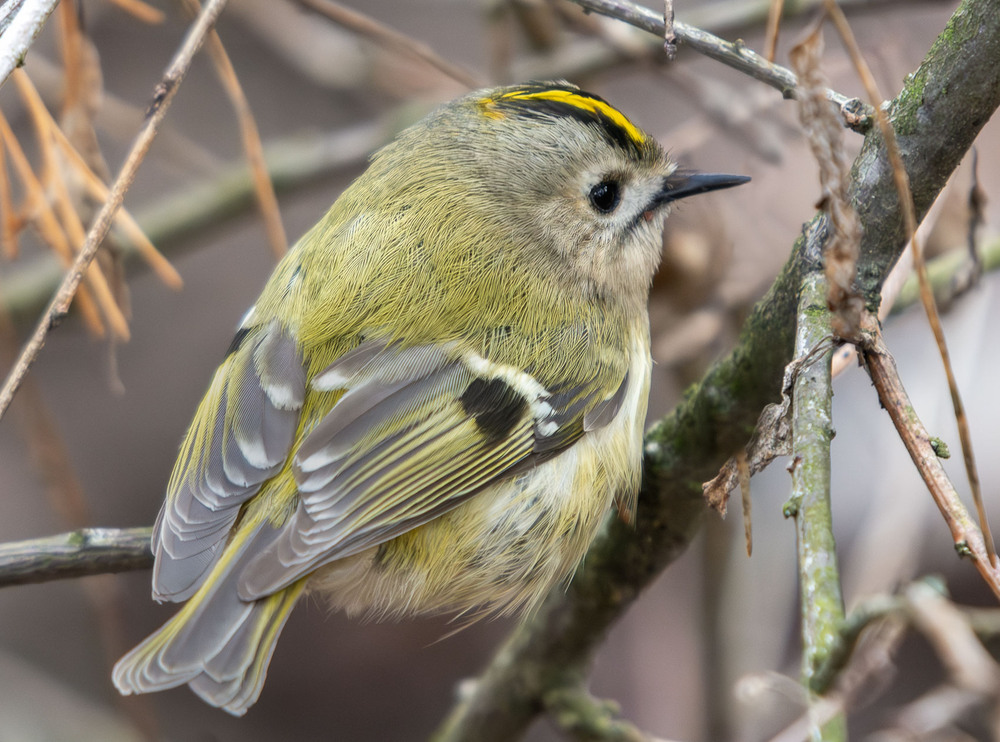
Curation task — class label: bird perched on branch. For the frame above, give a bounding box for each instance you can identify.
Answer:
[113,81,749,715]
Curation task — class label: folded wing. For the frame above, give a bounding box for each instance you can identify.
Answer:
[237,339,628,599]
[151,321,306,601]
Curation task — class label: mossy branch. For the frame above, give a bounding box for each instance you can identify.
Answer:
[0,527,152,587]
[787,273,845,742]
[432,1,1000,739]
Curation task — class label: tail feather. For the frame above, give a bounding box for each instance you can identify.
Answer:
[113,522,306,716]
[190,586,302,712]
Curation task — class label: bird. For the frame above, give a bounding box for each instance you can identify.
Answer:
[112,81,749,716]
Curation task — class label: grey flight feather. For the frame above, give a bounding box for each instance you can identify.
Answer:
[114,523,296,716]
[151,322,305,602]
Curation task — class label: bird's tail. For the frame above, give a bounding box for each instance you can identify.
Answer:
[112,523,306,716]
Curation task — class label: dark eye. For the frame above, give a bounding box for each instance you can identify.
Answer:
[589,180,621,214]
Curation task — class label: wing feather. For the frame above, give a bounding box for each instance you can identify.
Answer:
[237,342,549,599]
[151,321,305,602]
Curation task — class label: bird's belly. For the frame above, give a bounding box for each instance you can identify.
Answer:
[306,446,616,619]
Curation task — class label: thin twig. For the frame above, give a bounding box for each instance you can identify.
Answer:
[44,110,184,289]
[859,313,1000,599]
[905,580,1000,695]
[810,592,903,694]
[183,0,288,258]
[824,0,997,569]
[830,191,947,377]
[104,0,165,24]
[12,69,132,340]
[764,0,784,61]
[564,0,871,131]
[662,0,677,60]
[0,133,15,258]
[965,149,985,280]
[0,108,108,335]
[0,0,230,422]
[0,527,153,587]
[295,0,482,89]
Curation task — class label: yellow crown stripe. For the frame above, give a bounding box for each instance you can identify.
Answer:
[499,88,647,148]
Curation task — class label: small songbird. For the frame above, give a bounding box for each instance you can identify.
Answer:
[113,81,748,715]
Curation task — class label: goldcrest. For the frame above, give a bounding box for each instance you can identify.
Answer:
[113,81,749,715]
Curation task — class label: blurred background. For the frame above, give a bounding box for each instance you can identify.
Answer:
[1,0,999,740]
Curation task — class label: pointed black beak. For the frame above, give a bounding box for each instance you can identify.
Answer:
[656,171,751,206]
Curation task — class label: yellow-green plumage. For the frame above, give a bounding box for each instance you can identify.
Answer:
[112,82,748,716]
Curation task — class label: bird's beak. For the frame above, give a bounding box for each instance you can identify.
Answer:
[655,171,751,206]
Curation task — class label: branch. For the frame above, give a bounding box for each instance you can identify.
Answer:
[565,0,871,130]
[0,527,152,587]
[787,274,846,741]
[0,0,61,87]
[859,315,1000,599]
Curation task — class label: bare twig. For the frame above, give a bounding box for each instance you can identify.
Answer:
[564,0,871,131]
[0,107,108,335]
[295,0,482,89]
[104,0,165,24]
[662,0,676,59]
[887,581,1000,738]
[809,592,903,694]
[183,0,288,258]
[859,314,1000,599]
[0,527,153,588]
[738,449,752,557]
[12,69,132,340]
[769,617,905,742]
[0,0,230,421]
[825,0,997,569]
[775,580,1000,741]
[829,191,948,377]
[0,134,15,258]
[764,0,784,61]
[905,580,1000,696]
[35,95,183,289]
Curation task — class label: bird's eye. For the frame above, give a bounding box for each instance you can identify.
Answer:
[588,180,621,214]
